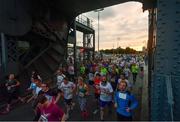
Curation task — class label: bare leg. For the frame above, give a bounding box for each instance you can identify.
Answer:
[100,107,104,120]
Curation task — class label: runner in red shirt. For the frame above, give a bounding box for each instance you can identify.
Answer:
[37,95,66,121]
[93,73,101,114]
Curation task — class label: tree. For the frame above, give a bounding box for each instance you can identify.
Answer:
[100,47,137,54]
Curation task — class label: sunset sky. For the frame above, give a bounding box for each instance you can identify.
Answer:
[76,2,148,51]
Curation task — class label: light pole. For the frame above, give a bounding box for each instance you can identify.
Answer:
[94,8,104,52]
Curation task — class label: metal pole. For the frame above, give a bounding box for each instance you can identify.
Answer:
[1,33,7,74]
[73,20,77,77]
[98,11,99,52]
[83,33,86,61]
[93,31,95,60]
[94,8,104,52]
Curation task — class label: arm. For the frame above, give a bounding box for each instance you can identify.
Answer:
[129,95,138,110]
[12,80,20,87]
[61,113,66,122]
[106,83,113,95]
[75,84,79,95]
[55,92,61,104]
[72,83,76,92]
[114,92,118,108]
[85,84,89,95]
[16,80,20,86]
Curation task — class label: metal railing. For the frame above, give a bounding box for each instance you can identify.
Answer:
[76,14,94,29]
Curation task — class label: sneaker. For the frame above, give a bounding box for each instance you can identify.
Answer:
[93,109,99,114]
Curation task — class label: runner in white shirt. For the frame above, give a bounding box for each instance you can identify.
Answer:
[56,69,65,89]
[99,76,113,121]
[123,65,131,79]
[59,77,76,119]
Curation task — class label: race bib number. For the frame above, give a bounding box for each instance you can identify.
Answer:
[39,115,48,122]
[79,92,85,97]
[119,93,127,100]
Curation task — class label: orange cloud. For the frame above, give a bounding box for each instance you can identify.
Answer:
[78,2,148,51]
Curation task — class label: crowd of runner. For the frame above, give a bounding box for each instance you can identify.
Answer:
[1,54,145,121]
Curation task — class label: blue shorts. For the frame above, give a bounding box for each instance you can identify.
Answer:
[99,100,112,108]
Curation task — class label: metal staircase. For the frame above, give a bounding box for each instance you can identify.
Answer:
[0,21,69,93]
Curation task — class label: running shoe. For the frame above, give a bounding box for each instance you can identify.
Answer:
[93,109,99,114]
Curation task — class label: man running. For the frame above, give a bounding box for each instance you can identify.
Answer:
[99,76,113,121]
[93,73,101,114]
[3,74,24,113]
[59,77,76,119]
[114,80,138,121]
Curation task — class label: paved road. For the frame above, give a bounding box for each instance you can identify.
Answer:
[0,70,146,121]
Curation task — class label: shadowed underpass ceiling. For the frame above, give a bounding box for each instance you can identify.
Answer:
[0,0,155,35]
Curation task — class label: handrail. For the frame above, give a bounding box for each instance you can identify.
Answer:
[24,43,52,69]
[76,14,94,29]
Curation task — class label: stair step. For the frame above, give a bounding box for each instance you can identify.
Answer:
[52,44,64,55]
[46,50,61,63]
[41,53,58,72]
[32,59,53,81]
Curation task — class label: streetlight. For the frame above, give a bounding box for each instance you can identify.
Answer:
[94,8,104,52]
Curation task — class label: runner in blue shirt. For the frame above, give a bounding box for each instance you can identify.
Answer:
[114,80,138,121]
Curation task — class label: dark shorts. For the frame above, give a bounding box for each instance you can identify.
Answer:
[94,93,100,99]
[99,100,112,108]
[68,74,75,82]
[116,112,132,121]
[89,80,94,85]
[64,98,72,105]
[57,88,62,93]
[7,91,18,104]
[140,67,144,71]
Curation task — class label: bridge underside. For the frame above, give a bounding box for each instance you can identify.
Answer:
[0,0,155,36]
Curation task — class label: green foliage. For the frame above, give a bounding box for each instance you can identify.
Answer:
[100,46,137,54]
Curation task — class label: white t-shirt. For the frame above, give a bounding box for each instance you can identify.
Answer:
[94,71,100,77]
[60,81,75,99]
[68,65,74,75]
[120,61,125,67]
[35,87,42,95]
[57,74,65,88]
[139,61,145,68]
[99,82,113,102]
[88,73,94,81]
[123,68,130,77]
